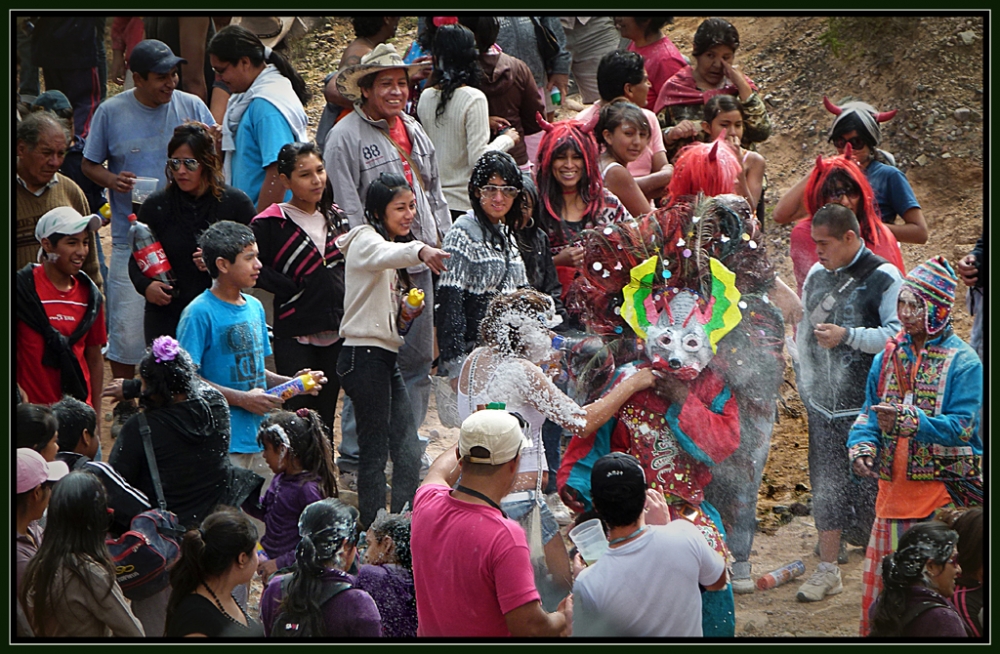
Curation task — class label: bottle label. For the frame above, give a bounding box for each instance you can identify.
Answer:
[133,242,173,278]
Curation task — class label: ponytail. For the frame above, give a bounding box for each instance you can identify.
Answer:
[209,25,311,105]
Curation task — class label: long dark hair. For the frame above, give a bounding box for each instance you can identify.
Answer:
[167,122,225,199]
[467,150,523,254]
[363,172,416,288]
[277,498,360,637]
[430,24,481,123]
[208,25,311,105]
[276,141,345,231]
[257,409,338,499]
[869,521,958,638]
[165,507,258,635]
[20,472,114,636]
[536,121,603,238]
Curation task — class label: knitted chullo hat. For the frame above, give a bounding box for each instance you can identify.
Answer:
[902,256,957,335]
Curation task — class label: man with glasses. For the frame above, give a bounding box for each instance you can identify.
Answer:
[325,44,451,490]
[81,39,213,388]
[824,97,928,245]
[794,203,903,604]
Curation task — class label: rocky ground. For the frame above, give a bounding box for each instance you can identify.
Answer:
[94,13,984,639]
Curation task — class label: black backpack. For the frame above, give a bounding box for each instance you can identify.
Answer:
[271,574,352,638]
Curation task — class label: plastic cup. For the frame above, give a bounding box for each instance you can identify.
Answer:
[132,177,159,205]
[568,518,609,566]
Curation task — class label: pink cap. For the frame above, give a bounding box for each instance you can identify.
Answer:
[16,448,70,494]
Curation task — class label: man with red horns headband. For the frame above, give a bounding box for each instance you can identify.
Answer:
[775,97,928,246]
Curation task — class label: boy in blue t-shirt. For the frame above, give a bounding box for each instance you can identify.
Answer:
[177,221,326,483]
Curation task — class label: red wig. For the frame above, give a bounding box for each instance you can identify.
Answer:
[667,137,741,205]
[803,151,883,247]
[535,117,604,231]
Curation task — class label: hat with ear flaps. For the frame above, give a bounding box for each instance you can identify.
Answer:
[823,96,897,147]
[902,256,957,335]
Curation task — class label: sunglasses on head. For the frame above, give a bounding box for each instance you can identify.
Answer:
[833,135,867,150]
[479,184,520,199]
[168,158,202,172]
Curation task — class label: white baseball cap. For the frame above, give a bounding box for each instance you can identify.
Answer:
[35,206,101,243]
[458,409,531,466]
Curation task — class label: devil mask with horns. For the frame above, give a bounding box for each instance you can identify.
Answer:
[824,96,898,149]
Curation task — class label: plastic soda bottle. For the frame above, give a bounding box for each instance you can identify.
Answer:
[265,374,317,401]
[550,86,562,106]
[756,560,806,590]
[398,288,425,336]
[127,213,178,296]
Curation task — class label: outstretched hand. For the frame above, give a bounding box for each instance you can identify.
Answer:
[419,246,451,274]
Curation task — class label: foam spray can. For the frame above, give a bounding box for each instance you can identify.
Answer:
[398,288,425,336]
[756,560,806,590]
[265,374,317,401]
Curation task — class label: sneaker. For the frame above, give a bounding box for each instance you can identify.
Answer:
[796,564,843,602]
[110,401,138,440]
[813,538,849,565]
[545,492,573,527]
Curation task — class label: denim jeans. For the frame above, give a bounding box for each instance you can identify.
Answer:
[338,268,434,468]
[337,345,422,528]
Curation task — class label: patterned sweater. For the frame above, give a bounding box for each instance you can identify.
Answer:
[847,327,983,515]
[435,212,528,378]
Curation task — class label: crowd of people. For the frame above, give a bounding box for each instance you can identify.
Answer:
[15,14,984,640]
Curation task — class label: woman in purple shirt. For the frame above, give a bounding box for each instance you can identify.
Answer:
[356,509,417,638]
[261,498,382,638]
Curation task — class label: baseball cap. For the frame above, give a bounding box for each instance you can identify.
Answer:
[591,452,647,503]
[35,206,102,243]
[129,39,187,75]
[458,409,532,465]
[17,448,70,494]
[31,90,73,115]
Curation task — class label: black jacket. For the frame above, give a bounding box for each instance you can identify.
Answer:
[56,452,152,537]
[109,384,262,529]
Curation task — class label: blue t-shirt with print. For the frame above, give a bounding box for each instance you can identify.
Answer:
[230,98,295,207]
[83,89,214,245]
[177,290,272,454]
[865,159,920,224]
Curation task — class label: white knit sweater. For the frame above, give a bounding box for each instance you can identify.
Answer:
[417,85,515,213]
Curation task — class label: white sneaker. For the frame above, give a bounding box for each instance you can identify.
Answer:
[796,564,843,602]
[545,492,573,526]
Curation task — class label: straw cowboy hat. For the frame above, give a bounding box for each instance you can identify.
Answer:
[335,43,432,103]
[231,16,298,49]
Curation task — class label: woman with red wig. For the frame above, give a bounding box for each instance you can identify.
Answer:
[776,151,905,295]
[535,115,630,328]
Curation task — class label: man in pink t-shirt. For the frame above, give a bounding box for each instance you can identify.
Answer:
[411,409,572,637]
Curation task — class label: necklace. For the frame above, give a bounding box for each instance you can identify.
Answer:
[454,485,508,518]
[202,581,250,627]
[608,525,648,546]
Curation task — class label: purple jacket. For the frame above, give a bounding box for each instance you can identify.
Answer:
[260,568,382,637]
[355,564,418,638]
[242,471,324,570]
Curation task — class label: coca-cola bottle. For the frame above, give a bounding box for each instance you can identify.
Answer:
[127,213,178,297]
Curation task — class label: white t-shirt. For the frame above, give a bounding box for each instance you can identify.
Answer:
[572,519,726,638]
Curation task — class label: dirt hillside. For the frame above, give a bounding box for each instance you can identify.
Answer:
[95,14,984,638]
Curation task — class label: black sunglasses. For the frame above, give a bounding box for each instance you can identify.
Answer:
[833,135,867,150]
